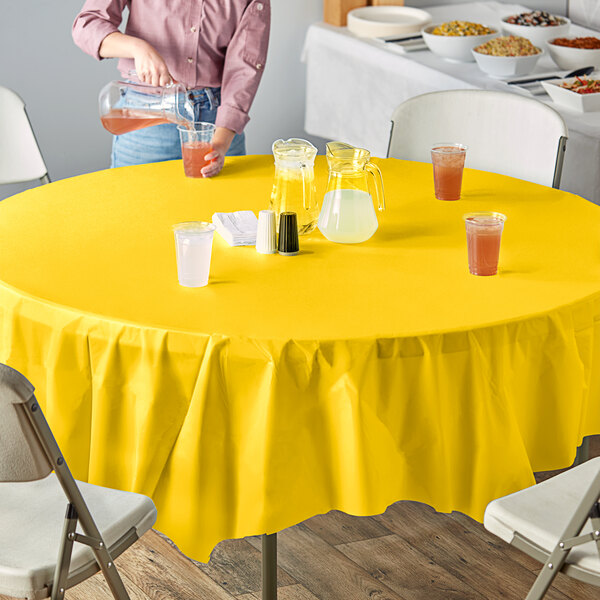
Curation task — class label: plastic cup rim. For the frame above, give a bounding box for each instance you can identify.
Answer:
[172,221,216,235]
[176,121,216,133]
[431,143,468,153]
[463,212,507,225]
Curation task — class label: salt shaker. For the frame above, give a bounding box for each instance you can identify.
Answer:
[256,209,277,254]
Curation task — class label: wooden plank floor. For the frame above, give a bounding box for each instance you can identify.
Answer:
[4,438,599,600]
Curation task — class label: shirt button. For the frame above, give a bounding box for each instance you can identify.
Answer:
[190,26,197,33]
[256,63,263,70]
[187,57,193,63]
[256,2,263,9]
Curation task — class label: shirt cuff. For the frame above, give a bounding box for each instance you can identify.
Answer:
[215,104,250,135]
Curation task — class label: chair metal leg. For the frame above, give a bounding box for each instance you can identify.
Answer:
[24,396,130,600]
[51,504,78,600]
[575,437,590,466]
[525,465,600,599]
[262,533,277,600]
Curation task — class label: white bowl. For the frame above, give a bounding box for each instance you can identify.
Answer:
[472,47,544,78]
[547,38,600,70]
[542,75,600,112]
[347,6,432,38]
[501,16,570,47]
[421,24,498,63]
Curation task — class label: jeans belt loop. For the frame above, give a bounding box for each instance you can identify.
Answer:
[205,87,216,111]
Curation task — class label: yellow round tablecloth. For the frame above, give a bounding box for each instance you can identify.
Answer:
[1,155,600,562]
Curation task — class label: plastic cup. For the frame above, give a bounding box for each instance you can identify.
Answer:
[463,212,506,276]
[431,143,467,201]
[173,222,216,287]
[178,122,215,178]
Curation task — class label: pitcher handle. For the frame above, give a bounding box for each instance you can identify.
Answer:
[366,161,385,211]
[301,164,312,211]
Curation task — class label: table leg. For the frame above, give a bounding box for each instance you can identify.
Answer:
[262,533,277,600]
[575,437,590,466]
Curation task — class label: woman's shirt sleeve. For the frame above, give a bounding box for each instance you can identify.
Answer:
[216,0,271,134]
[72,0,128,61]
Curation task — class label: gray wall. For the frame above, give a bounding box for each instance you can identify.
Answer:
[1,0,572,200]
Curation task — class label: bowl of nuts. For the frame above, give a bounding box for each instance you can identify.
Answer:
[502,11,570,47]
[421,20,498,62]
[472,36,544,78]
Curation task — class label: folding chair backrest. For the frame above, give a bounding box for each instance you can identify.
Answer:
[387,90,568,188]
[0,363,52,482]
[0,86,49,185]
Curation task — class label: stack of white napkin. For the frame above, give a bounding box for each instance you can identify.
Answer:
[212,211,258,246]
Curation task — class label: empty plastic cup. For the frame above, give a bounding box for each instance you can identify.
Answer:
[173,222,216,287]
[463,212,506,276]
[178,122,215,178]
[431,143,467,201]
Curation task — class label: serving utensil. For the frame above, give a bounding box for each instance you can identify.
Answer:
[507,65,594,85]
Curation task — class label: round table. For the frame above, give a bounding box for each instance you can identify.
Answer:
[1,155,600,563]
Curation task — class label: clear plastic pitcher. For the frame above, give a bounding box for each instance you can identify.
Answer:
[98,80,194,135]
[317,142,385,244]
[269,138,318,235]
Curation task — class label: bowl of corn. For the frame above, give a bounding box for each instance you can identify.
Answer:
[422,20,498,62]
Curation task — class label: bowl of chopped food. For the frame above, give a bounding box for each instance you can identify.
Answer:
[541,75,600,112]
[502,11,570,47]
[421,21,498,62]
[547,37,600,70]
[472,36,543,78]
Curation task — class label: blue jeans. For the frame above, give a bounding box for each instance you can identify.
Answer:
[111,87,246,168]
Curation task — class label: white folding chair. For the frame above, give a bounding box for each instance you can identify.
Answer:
[484,457,600,599]
[0,363,157,599]
[387,90,568,189]
[0,86,51,185]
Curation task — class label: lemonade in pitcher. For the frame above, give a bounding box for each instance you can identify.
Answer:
[269,139,318,235]
[317,142,385,244]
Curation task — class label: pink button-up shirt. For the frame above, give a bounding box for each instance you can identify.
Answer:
[72,0,270,133]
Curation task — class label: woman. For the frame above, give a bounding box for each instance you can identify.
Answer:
[73,0,270,176]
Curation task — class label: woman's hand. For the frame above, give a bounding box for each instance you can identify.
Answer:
[202,127,236,178]
[132,40,173,87]
[100,33,173,87]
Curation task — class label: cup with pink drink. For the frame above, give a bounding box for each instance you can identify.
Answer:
[463,212,506,276]
[178,122,215,178]
[431,143,467,201]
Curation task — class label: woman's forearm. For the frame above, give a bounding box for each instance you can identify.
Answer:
[100,32,173,86]
[99,31,145,58]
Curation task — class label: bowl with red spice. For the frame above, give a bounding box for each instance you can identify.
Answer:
[548,36,600,70]
[541,75,600,112]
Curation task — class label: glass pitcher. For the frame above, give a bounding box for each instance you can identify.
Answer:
[269,138,318,235]
[317,142,385,244]
[98,80,194,135]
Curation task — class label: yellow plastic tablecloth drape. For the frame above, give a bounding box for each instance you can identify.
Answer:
[1,156,600,562]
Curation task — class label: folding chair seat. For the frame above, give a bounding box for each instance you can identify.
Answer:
[0,364,157,600]
[485,456,600,599]
[0,475,156,599]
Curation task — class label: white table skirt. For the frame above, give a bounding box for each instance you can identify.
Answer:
[303,1,600,204]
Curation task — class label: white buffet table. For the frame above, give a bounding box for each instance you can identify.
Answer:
[303,1,600,204]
